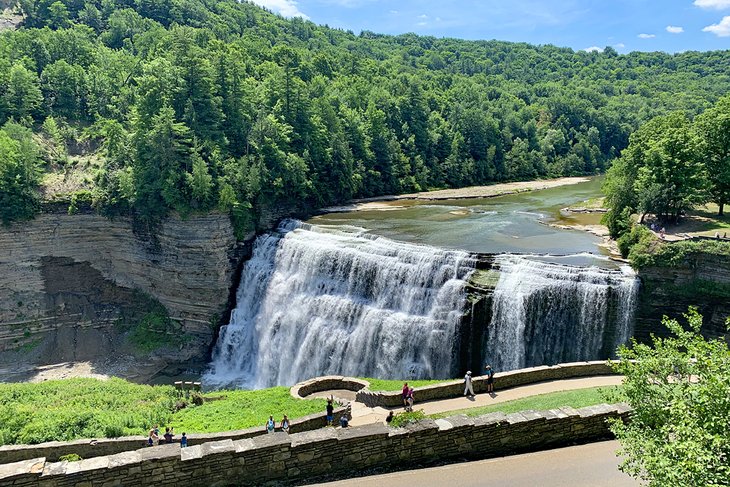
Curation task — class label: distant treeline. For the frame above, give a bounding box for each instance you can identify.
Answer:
[1,0,729,232]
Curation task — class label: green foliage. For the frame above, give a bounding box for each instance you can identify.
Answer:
[0,379,175,445]
[629,238,730,269]
[616,224,654,259]
[2,0,730,231]
[58,454,82,462]
[610,309,730,486]
[695,95,730,216]
[363,378,447,392]
[429,386,620,419]
[127,307,187,353]
[170,387,327,433]
[389,409,426,428]
[0,124,42,224]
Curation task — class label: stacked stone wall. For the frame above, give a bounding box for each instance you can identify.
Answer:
[0,403,630,487]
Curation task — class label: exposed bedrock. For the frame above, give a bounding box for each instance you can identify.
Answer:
[0,211,249,381]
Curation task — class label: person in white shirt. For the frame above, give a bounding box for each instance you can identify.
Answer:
[464,371,475,397]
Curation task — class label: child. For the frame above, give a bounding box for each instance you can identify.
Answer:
[406,388,414,412]
[180,432,188,448]
[266,415,276,433]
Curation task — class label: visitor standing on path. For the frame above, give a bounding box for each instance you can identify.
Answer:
[406,387,415,412]
[266,415,276,433]
[402,383,409,408]
[326,396,335,426]
[464,371,475,397]
[485,364,495,393]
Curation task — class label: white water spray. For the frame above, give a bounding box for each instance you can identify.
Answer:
[485,255,639,371]
[205,220,475,389]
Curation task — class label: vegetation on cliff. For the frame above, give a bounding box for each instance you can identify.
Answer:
[610,309,730,486]
[1,0,729,231]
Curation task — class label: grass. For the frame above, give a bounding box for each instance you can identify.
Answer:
[170,387,328,433]
[0,380,329,445]
[0,379,175,446]
[429,386,620,419]
[364,378,452,392]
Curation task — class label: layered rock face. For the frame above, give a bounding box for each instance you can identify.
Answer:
[0,212,246,380]
[635,253,730,341]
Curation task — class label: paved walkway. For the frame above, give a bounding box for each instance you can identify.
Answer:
[304,440,637,487]
[348,376,623,427]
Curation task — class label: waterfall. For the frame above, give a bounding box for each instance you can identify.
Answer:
[484,255,639,372]
[205,220,475,389]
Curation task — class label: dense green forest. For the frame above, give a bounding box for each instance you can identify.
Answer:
[1,0,730,232]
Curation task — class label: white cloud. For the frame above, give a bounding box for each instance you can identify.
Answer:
[418,14,428,19]
[694,0,730,9]
[638,33,656,39]
[250,0,308,19]
[703,16,730,36]
[584,46,604,53]
[615,43,626,48]
[666,25,684,34]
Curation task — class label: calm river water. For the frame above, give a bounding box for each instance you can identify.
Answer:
[308,177,611,267]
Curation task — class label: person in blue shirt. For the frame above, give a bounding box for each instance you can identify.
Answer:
[266,415,276,433]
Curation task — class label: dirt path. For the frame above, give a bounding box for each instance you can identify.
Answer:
[324,177,591,212]
[348,376,623,427]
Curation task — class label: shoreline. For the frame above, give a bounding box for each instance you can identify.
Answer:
[323,177,592,213]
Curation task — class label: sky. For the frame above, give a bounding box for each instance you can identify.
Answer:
[250,0,730,53]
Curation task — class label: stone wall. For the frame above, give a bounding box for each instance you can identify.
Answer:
[0,212,248,380]
[0,403,630,487]
[356,361,616,408]
[0,408,347,465]
[291,376,370,399]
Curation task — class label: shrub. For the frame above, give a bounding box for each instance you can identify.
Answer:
[389,410,425,428]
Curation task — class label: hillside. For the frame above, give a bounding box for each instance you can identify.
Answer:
[1,0,729,234]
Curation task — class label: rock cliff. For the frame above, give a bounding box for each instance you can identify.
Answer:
[0,211,248,381]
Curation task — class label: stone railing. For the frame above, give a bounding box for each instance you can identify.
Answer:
[0,407,347,465]
[356,361,616,407]
[0,402,631,487]
[290,376,370,399]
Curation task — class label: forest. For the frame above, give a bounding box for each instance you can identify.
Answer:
[1,0,730,233]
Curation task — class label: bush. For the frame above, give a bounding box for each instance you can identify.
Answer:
[389,410,425,428]
[616,224,655,259]
[59,454,82,462]
[629,237,730,269]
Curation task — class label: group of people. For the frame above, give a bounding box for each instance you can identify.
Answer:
[147,425,188,448]
[326,396,350,427]
[464,364,495,397]
[266,414,290,434]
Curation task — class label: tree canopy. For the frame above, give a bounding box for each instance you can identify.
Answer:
[1,0,729,231]
[610,308,730,486]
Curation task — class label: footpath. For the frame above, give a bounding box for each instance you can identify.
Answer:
[308,375,623,427]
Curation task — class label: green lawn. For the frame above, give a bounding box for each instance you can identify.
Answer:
[364,378,452,392]
[0,379,175,446]
[171,387,327,433]
[429,386,620,419]
[0,379,329,445]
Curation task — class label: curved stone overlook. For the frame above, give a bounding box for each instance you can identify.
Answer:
[290,376,370,400]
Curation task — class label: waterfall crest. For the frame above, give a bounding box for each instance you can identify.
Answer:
[205,220,475,389]
[484,255,639,372]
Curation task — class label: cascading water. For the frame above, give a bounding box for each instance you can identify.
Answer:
[205,220,475,389]
[484,254,639,372]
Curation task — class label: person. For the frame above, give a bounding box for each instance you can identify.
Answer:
[406,387,415,412]
[401,383,409,409]
[339,415,349,428]
[464,370,475,397]
[660,227,666,240]
[385,411,394,425]
[281,415,290,434]
[485,364,495,393]
[180,432,188,448]
[147,429,159,447]
[266,415,276,434]
[716,232,721,239]
[163,427,174,444]
[326,396,335,426]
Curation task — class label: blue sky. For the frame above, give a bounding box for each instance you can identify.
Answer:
[251,0,730,53]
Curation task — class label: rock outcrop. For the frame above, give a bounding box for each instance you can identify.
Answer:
[0,211,248,381]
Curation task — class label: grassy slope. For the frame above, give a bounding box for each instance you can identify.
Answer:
[429,386,620,419]
[171,388,327,433]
